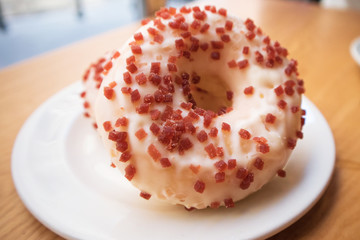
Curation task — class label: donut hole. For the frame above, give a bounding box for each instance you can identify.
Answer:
[189,73,232,113]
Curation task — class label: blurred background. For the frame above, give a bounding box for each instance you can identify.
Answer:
[0,0,359,69]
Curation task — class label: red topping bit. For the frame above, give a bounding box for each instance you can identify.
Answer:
[255,51,264,63]
[277,169,287,177]
[154,18,166,31]
[179,22,189,31]
[216,27,225,34]
[297,86,305,94]
[130,89,141,102]
[148,144,161,161]
[240,172,254,189]
[109,81,117,88]
[236,167,248,179]
[239,129,251,140]
[126,55,135,65]
[194,108,206,116]
[301,117,306,128]
[258,142,270,154]
[227,60,237,68]
[243,46,249,54]
[141,18,151,25]
[296,131,303,139]
[108,130,127,142]
[80,91,86,98]
[215,172,225,183]
[180,6,191,13]
[180,102,192,110]
[211,51,220,60]
[188,111,200,121]
[224,198,234,208]
[285,86,295,96]
[93,123,98,129]
[193,11,207,20]
[135,73,147,85]
[115,117,128,127]
[169,7,176,14]
[121,87,132,94]
[134,32,143,41]
[154,34,164,44]
[84,112,90,118]
[218,8,227,16]
[211,41,224,49]
[228,159,237,170]
[197,130,208,142]
[278,99,287,109]
[135,128,147,140]
[175,39,185,50]
[116,141,128,152]
[147,27,158,35]
[169,21,180,29]
[210,201,220,209]
[126,63,138,73]
[136,103,150,114]
[185,122,196,134]
[245,31,256,40]
[104,61,113,71]
[222,122,231,131]
[238,59,249,69]
[144,94,154,104]
[140,191,151,200]
[182,50,191,59]
[192,6,200,12]
[123,72,132,85]
[131,45,142,54]
[167,63,177,72]
[125,164,136,181]
[209,127,218,137]
[160,157,172,168]
[189,164,200,174]
[181,32,191,39]
[120,151,132,162]
[150,109,161,120]
[110,162,116,168]
[244,86,254,95]
[200,23,210,33]
[104,87,114,100]
[214,160,227,171]
[205,143,217,158]
[225,20,233,31]
[263,36,270,44]
[287,138,297,150]
[194,180,205,193]
[178,138,193,154]
[112,51,120,59]
[265,113,276,124]
[274,85,284,96]
[291,106,299,113]
[245,18,256,31]
[149,74,162,86]
[83,101,90,108]
[200,42,209,51]
[284,60,298,76]
[150,62,161,74]
[254,157,264,170]
[216,147,224,157]
[191,20,201,29]
[149,123,160,136]
[161,105,173,121]
[221,34,231,42]
[103,121,112,132]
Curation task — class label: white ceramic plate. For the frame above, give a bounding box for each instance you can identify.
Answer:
[12,82,335,240]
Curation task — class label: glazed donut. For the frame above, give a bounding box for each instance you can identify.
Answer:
[94,5,305,209]
[81,51,116,125]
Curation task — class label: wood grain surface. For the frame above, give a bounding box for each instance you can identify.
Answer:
[1,0,360,239]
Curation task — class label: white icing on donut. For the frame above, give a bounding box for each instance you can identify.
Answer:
[94,5,304,209]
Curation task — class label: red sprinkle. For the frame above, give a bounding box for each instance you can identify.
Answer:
[104,87,114,100]
[210,201,220,209]
[254,157,264,170]
[147,27,158,35]
[214,160,227,172]
[126,55,135,65]
[218,8,227,16]
[205,143,217,158]
[238,59,249,69]
[141,18,151,25]
[224,198,234,208]
[108,131,127,142]
[136,103,150,114]
[228,159,237,170]
[120,151,132,162]
[115,117,128,127]
[131,89,141,102]
[194,180,205,193]
[103,121,112,132]
[215,172,225,183]
[140,192,151,200]
[227,60,237,68]
[197,130,208,142]
[126,63,138,73]
[265,113,276,124]
[135,73,147,85]
[175,39,185,50]
[287,138,297,150]
[211,41,224,49]
[191,20,201,29]
[277,169,287,177]
[104,61,112,71]
[221,34,231,42]
[193,11,207,20]
[135,128,147,140]
[160,158,172,168]
[278,99,287,109]
[150,109,161,120]
[222,122,231,131]
[200,23,210,33]
[244,86,254,95]
[211,51,220,60]
[243,46,249,54]
[274,85,284,96]
[125,164,136,181]
[245,31,256,40]
[123,72,132,85]
[236,167,248,179]
[134,32,143,41]
[131,45,142,54]
[150,123,160,136]
[296,130,304,139]
[239,129,251,139]
[209,127,218,137]
[200,42,209,51]
[225,20,233,31]
[154,34,164,44]
[216,27,225,34]
[151,62,161,74]
[167,63,177,72]
[148,144,161,161]
[291,106,299,113]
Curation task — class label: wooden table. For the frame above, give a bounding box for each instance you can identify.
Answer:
[1,0,360,239]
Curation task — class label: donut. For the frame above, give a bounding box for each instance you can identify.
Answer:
[81,51,117,126]
[94,5,305,209]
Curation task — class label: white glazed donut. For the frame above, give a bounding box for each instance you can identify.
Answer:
[94,5,305,209]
